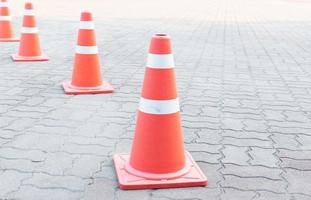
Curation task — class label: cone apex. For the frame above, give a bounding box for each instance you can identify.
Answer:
[149,33,172,54]
[81,11,92,21]
[25,2,33,9]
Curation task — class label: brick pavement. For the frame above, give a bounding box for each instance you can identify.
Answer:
[1,0,311,199]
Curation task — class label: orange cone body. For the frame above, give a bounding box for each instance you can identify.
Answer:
[0,0,18,42]
[113,34,208,190]
[62,11,113,95]
[11,2,48,61]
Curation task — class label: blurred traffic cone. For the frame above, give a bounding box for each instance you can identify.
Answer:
[62,11,113,95]
[0,0,18,42]
[11,2,48,61]
[113,34,208,190]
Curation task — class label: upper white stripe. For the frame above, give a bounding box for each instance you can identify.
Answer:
[76,45,98,54]
[79,21,94,30]
[21,27,38,33]
[0,16,11,21]
[146,54,175,69]
[0,2,9,7]
[139,97,180,114]
[24,9,35,16]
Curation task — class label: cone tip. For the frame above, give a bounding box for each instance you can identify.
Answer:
[81,11,93,21]
[149,33,172,54]
[25,2,33,9]
[154,33,169,37]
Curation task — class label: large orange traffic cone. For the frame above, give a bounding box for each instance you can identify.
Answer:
[0,0,18,42]
[11,2,48,61]
[62,11,113,95]
[113,34,208,190]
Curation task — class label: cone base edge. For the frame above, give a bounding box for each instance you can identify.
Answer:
[11,54,49,62]
[113,151,208,190]
[62,81,114,95]
[0,38,19,42]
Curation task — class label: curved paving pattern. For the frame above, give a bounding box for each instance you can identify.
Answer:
[1,0,311,199]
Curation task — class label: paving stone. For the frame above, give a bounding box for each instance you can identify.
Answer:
[0,147,46,162]
[254,191,291,200]
[283,169,311,194]
[220,188,256,200]
[84,179,117,200]
[0,0,311,199]
[222,163,282,181]
[6,185,83,200]
[243,119,268,133]
[249,147,279,168]
[221,174,286,194]
[22,173,88,192]
[221,145,250,166]
[263,110,286,121]
[271,133,300,149]
[0,170,32,196]
[116,189,151,200]
[222,118,244,131]
[65,155,107,178]
[152,187,220,200]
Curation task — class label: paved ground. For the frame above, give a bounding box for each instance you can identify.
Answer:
[1,0,311,199]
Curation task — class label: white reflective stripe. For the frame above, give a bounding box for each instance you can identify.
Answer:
[146,54,174,69]
[79,21,94,30]
[0,2,9,7]
[21,27,38,33]
[0,16,11,21]
[24,9,35,16]
[76,45,98,54]
[139,97,180,114]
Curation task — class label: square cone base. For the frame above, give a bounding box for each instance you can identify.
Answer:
[11,54,49,62]
[0,38,19,42]
[113,151,208,190]
[62,81,114,95]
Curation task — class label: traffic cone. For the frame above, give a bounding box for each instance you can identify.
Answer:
[11,2,48,61]
[0,0,18,42]
[62,11,113,95]
[113,34,208,190]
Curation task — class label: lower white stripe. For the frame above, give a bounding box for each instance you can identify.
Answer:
[0,2,9,7]
[24,9,35,16]
[79,21,94,30]
[139,97,180,114]
[76,45,98,54]
[21,27,38,33]
[0,16,11,21]
[146,54,174,69]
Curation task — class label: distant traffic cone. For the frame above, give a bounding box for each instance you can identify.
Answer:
[0,0,18,42]
[113,34,208,190]
[62,11,113,95]
[11,2,48,61]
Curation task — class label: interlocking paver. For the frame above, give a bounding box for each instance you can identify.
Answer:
[0,0,311,199]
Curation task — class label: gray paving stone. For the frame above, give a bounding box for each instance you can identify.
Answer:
[22,173,88,192]
[0,0,311,199]
[220,188,256,200]
[283,169,311,195]
[221,174,287,194]
[249,147,279,168]
[83,179,117,200]
[0,170,32,196]
[7,185,83,200]
[221,145,250,166]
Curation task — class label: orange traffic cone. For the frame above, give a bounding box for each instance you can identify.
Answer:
[62,11,113,95]
[0,0,18,42]
[11,2,48,61]
[113,34,208,190]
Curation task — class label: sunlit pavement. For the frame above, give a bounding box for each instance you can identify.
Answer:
[1,0,311,199]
